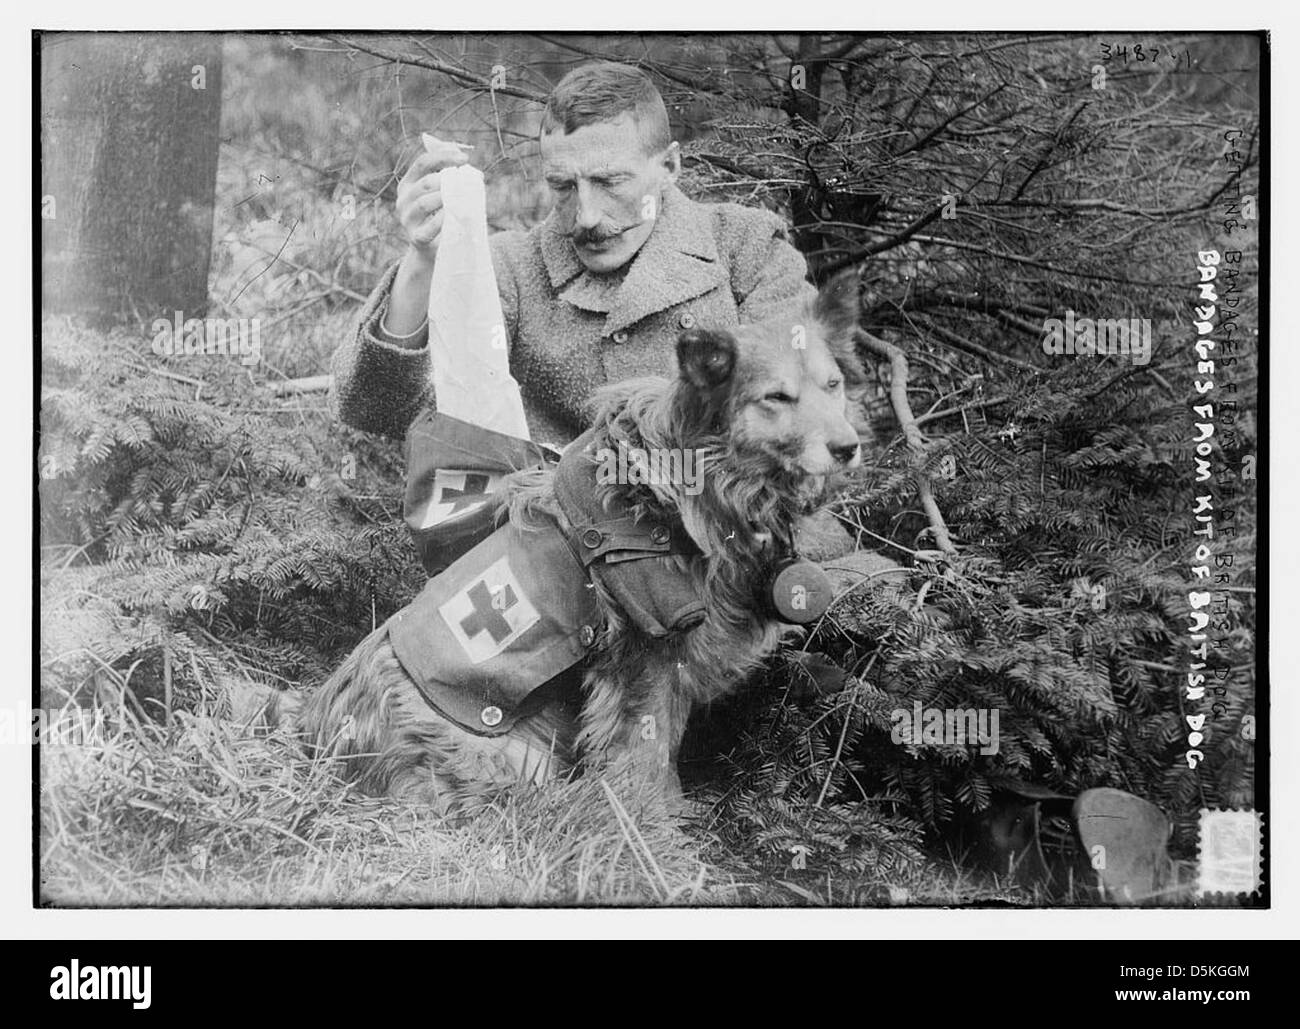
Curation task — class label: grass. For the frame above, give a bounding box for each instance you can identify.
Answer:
[40,678,736,906]
[39,672,1039,907]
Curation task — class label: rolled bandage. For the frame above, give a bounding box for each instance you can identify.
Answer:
[423,134,529,440]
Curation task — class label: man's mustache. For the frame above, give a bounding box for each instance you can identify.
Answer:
[570,225,629,246]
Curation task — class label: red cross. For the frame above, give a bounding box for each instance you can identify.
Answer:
[459,579,517,644]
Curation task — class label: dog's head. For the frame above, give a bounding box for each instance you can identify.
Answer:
[674,273,867,499]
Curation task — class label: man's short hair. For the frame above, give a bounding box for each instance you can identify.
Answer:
[540,61,671,155]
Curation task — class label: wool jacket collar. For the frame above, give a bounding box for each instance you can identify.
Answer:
[539,183,728,336]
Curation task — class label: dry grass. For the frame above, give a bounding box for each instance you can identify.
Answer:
[39,680,748,907]
[39,687,1037,908]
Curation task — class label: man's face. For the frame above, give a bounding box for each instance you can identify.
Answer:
[541,114,679,274]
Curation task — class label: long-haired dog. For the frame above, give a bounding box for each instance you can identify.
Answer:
[280,279,866,813]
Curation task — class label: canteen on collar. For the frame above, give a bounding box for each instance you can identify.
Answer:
[768,557,834,624]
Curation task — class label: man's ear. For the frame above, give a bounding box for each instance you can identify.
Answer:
[661,140,681,184]
[812,270,868,385]
[677,327,737,391]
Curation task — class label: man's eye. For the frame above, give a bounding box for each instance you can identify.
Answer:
[548,181,574,193]
[764,391,796,404]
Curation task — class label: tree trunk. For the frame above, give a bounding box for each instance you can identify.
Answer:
[40,32,223,328]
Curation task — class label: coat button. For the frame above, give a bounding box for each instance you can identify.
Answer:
[649,524,671,545]
[611,330,629,344]
[581,528,603,548]
[480,705,503,727]
[580,625,596,647]
[678,312,697,329]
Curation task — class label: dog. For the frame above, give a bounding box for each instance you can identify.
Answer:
[278,277,867,813]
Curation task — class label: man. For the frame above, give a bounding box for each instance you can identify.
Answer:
[332,60,854,557]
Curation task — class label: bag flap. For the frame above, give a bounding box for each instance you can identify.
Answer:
[388,518,598,736]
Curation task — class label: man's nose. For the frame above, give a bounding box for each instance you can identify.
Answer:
[574,182,602,229]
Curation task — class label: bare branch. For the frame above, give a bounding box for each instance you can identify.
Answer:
[327,35,547,103]
[857,329,958,555]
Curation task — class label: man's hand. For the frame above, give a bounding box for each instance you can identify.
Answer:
[398,142,469,256]
[385,142,470,342]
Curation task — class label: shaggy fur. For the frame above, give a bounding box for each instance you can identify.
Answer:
[284,277,867,813]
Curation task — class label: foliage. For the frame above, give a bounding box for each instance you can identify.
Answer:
[39,317,424,714]
[698,340,1256,874]
[39,33,1261,900]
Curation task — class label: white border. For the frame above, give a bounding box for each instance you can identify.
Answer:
[7,1,1294,940]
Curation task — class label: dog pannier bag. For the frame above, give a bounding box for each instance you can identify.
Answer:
[403,137,546,575]
[404,410,556,576]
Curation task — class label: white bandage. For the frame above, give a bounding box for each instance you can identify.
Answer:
[423,135,529,440]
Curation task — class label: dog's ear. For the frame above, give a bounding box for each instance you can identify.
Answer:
[673,327,737,441]
[812,270,868,385]
[812,269,860,345]
[676,327,737,391]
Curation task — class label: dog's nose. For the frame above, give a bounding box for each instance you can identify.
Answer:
[830,442,861,467]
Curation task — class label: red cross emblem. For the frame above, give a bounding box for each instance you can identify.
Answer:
[420,469,503,528]
[438,556,539,663]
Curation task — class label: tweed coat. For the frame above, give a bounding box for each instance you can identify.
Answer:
[330,182,816,448]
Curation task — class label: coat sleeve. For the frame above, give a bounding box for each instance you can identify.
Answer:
[729,209,817,323]
[330,235,523,440]
[329,259,433,440]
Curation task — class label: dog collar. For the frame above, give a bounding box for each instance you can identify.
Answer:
[552,430,706,637]
[765,524,834,625]
[552,430,702,565]
[552,429,832,630]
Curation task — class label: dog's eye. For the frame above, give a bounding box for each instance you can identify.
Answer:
[826,377,842,390]
[764,391,796,404]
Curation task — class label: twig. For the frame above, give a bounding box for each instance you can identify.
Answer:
[908,233,1185,289]
[914,395,1013,428]
[820,203,948,276]
[149,367,206,402]
[269,375,333,397]
[327,36,546,103]
[229,218,300,306]
[162,646,173,729]
[895,84,1007,158]
[857,329,958,555]
[918,317,1041,374]
[244,245,368,305]
[1011,100,1089,201]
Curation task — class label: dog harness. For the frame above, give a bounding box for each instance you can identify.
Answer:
[388,428,706,737]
